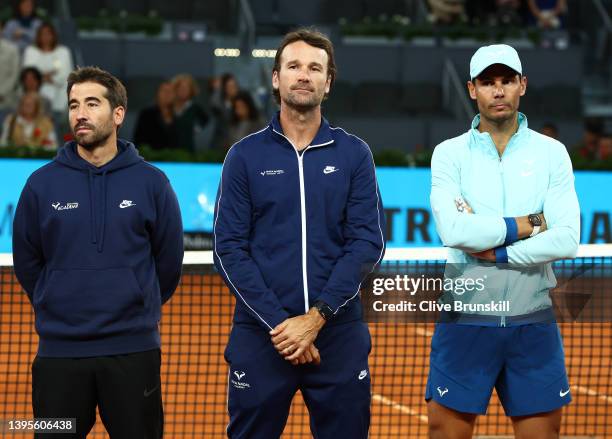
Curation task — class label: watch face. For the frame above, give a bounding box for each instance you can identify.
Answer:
[529,214,542,227]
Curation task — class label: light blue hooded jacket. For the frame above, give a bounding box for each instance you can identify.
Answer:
[430,113,580,322]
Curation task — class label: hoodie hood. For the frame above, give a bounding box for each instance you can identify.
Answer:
[54,139,144,252]
[55,139,143,173]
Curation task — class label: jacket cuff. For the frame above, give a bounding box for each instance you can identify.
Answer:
[315,292,346,315]
[494,246,508,263]
[268,310,291,330]
[503,217,518,246]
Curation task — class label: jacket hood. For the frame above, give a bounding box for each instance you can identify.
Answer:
[54,139,143,173]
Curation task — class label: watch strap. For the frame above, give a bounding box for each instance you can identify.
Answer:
[312,301,334,321]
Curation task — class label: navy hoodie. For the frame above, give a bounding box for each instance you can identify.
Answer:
[12,140,184,357]
[214,115,386,331]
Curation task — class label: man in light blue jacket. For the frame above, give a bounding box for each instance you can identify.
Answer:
[427,44,580,438]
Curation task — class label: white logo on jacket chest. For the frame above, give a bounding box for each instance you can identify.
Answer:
[521,159,535,177]
[52,202,78,210]
[260,169,285,176]
[119,200,136,208]
[323,165,338,174]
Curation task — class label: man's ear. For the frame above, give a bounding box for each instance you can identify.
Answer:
[467,80,477,100]
[113,106,125,127]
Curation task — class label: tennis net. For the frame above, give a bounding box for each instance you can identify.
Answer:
[0,245,610,438]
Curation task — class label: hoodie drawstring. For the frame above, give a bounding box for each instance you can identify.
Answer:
[88,170,97,245]
[97,170,108,253]
[88,169,108,253]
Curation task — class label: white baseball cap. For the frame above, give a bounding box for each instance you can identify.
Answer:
[469,44,522,80]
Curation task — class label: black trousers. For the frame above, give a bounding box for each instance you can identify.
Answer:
[32,349,163,439]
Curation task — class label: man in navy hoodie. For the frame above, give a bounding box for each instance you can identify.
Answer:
[214,29,386,438]
[12,66,183,438]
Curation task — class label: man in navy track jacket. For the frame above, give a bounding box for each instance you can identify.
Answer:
[12,67,183,438]
[214,29,386,438]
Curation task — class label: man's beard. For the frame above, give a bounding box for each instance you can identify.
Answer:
[282,88,324,111]
[73,121,113,151]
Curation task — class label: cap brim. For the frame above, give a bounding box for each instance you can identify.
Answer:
[471,62,521,80]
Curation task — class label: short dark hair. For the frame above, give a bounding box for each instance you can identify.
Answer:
[272,28,336,104]
[20,66,43,86]
[66,66,127,111]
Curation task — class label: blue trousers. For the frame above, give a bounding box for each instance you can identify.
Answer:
[225,321,371,438]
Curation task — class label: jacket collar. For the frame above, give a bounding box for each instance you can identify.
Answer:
[470,112,528,135]
[270,111,334,148]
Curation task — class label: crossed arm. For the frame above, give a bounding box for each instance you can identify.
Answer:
[456,198,546,262]
[430,143,579,265]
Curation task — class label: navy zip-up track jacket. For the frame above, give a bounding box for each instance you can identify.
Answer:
[214,114,386,330]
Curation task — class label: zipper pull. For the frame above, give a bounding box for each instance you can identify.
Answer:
[500,315,506,327]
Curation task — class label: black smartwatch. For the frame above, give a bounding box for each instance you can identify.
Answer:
[312,301,334,321]
[528,214,542,237]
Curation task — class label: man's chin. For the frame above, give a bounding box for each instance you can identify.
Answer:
[75,135,104,151]
[73,134,92,149]
[284,96,322,111]
[486,110,515,123]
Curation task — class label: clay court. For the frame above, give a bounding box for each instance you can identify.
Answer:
[1,268,610,438]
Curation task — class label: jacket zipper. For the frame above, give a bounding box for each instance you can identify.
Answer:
[296,153,309,312]
[272,128,333,312]
[496,133,519,328]
[498,154,507,327]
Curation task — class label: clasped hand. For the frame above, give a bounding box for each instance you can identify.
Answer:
[269,309,325,366]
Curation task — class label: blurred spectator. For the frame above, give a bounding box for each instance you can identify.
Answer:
[0,20,20,113]
[211,73,240,121]
[208,73,242,149]
[17,66,52,114]
[172,73,209,151]
[528,0,566,29]
[208,75,223,111]
[0,91,57,149]
[572,118,604,160]
[495,0,523,26]
[428,0,467,24]
[598,133,612,161]
[465,0,497,25]
[540,122,558,139]
[134,81,178,150]
[2,0,42,52]
[23,22,74,114]
[227,91,266,148]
